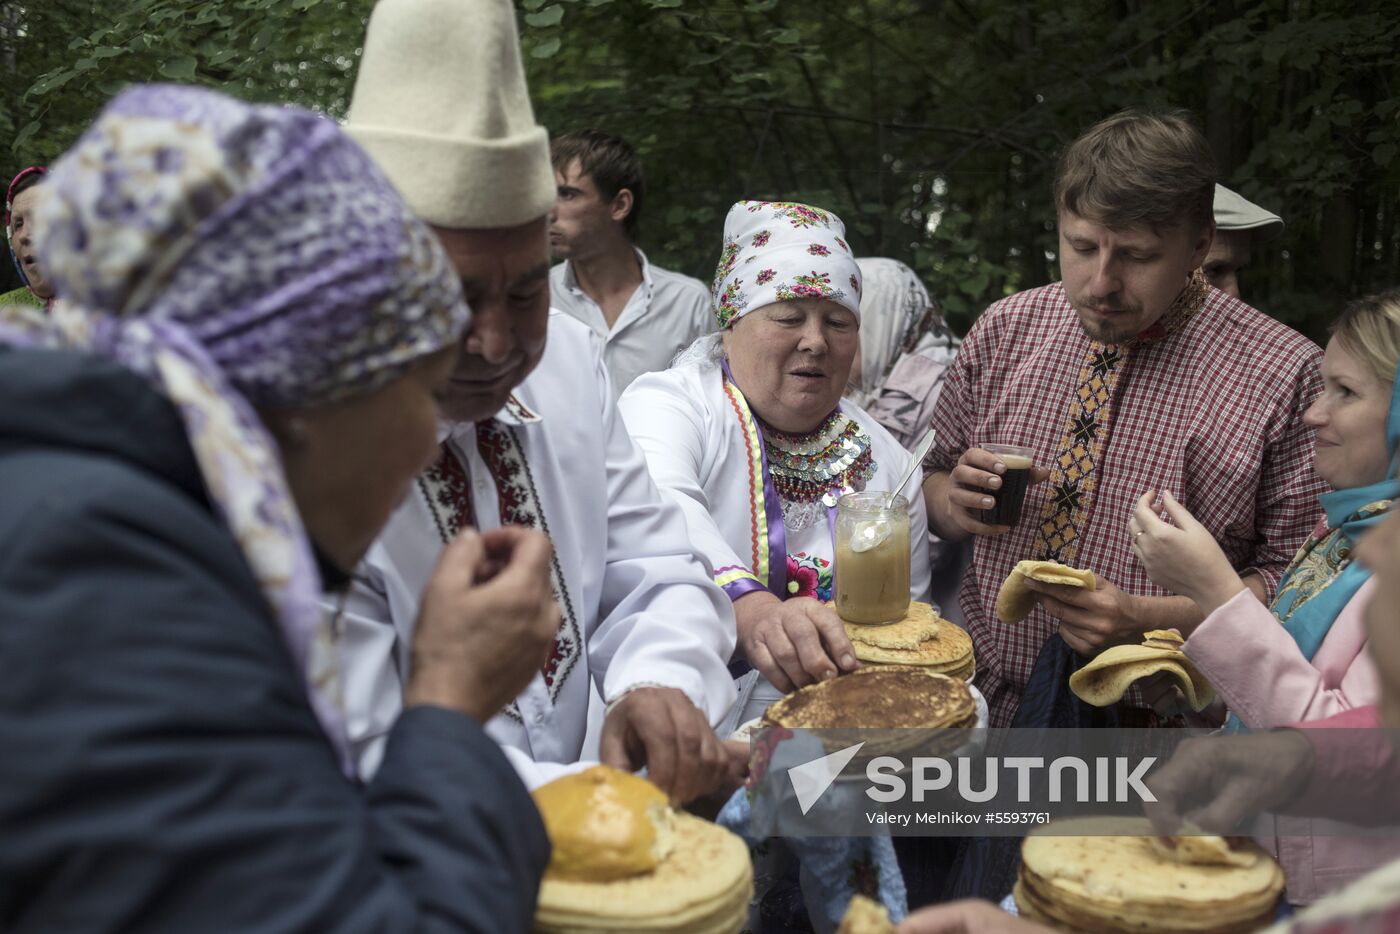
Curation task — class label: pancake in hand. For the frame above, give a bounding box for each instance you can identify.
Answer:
[1070,630,1216,712]
[996,560,1096,623]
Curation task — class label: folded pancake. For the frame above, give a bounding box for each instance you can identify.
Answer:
[996,560,1096,624]
[1151,834,1258,868]
[1069,632,1216,712]
[1015,817,1284,934]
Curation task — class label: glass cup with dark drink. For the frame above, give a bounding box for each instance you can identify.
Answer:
[979,443,1034,527]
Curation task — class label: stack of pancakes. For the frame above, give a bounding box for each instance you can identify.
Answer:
[842,601,976,681]
[763,667,977,758]
[532,766,753,933]
[1014,817,1285,933]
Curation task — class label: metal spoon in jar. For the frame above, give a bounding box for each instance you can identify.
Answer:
[849,428,938,553]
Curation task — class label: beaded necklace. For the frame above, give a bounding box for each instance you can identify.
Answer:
[758,410,875,530]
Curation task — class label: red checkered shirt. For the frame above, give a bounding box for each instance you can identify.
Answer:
[927,282,1325,727]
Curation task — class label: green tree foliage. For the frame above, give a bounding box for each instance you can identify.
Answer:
[1,0,370,163]
[522,0,1400,339]
[3,0,1397,339]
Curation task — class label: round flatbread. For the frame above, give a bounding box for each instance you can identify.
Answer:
[764,668,975,731]
[851,620,972,668]
[535,813,753,933]
[995,560,1096,623]
[1018,817,1284,933]
[843,601,942,649]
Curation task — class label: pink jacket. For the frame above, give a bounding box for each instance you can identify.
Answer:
[1185,584,1399,904]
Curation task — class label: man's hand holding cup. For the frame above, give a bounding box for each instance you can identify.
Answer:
[943,444,1049,538]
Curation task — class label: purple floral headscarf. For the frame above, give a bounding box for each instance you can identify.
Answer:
[0,84,470,776]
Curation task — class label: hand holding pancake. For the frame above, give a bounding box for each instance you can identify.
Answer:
[600,686,731,805]
[942,447,1050,538]
[734,591,859,692]
[1144,731,1317,836]
[1131,490,1248,615]
[1024,572,1139,655]
[406,527,561,723]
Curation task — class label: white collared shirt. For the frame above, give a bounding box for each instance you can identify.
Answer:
[336,312,737,787]
[550,248,714,399]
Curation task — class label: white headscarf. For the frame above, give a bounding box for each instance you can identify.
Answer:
[848,257,934,407]
[710,200,861,328]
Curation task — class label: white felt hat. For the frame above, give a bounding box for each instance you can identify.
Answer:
[346,0,555,229]
[1213,184,1284,241]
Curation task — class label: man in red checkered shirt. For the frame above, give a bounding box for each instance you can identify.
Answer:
[923,110,1325,728]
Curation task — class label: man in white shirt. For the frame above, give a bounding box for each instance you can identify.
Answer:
[548,129,713,397]
[335,0,738,802]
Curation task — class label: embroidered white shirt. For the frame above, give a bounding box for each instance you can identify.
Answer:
[549,248,714,399]
[617,361,933,606]
[338,313,738,787]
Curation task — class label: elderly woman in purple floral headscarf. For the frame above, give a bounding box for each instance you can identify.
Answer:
[0,84,556,930]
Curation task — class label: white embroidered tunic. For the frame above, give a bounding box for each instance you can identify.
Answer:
[338,313,738,786]
[617,361,932,609]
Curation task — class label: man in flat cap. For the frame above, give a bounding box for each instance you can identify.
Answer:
[336,0,738,803]
[1203,183,1285,302]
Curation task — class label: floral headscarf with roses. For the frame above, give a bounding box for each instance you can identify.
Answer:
[0,84,470,777]
[710,200,861,329]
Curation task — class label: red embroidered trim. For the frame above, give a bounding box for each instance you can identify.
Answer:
[471,421,582,695]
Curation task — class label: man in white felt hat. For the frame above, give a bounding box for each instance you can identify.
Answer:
[334,0,740,802]
[1204,183,1285,301]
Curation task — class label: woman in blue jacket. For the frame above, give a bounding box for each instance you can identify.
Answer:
[0,85,560,932]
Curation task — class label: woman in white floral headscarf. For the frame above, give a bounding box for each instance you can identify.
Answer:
[619,200,933,723]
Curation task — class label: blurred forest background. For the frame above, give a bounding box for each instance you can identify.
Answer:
[3,0,1398,339]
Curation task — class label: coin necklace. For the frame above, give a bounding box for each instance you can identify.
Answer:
[758,410,875,531]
